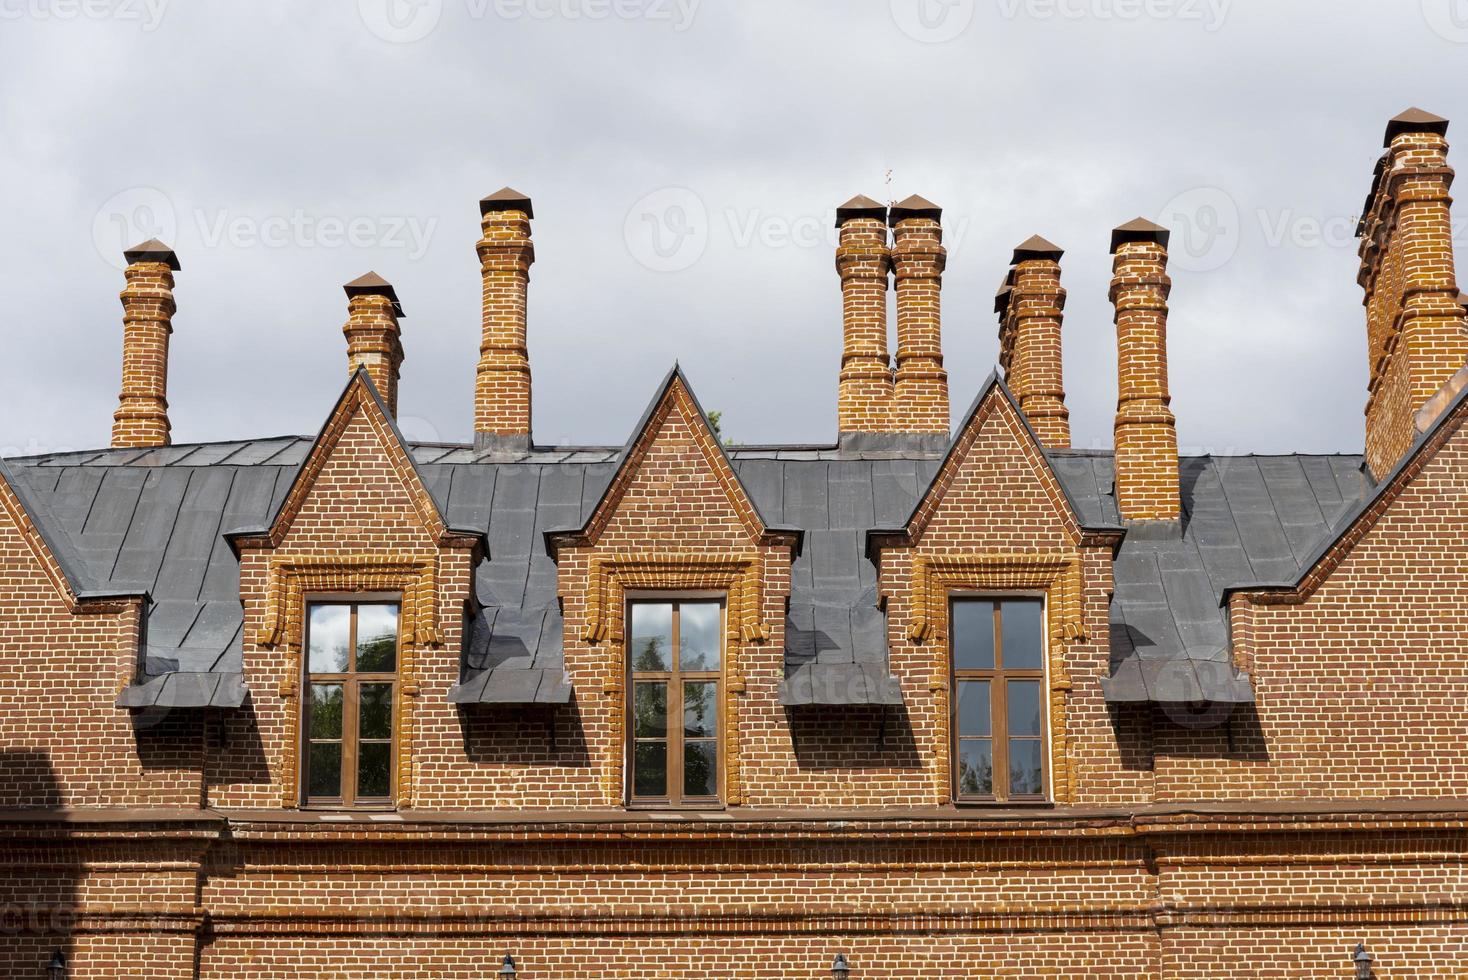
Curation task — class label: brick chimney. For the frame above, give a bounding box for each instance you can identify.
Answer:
[1109,218,1180,522]
[835,195,894,440]
[343,272,405,418]
[1357,108,1468,478]
[997,235,1070,448]
[889,195,949,436]
[111,239,178,449]
[476,188,535,451]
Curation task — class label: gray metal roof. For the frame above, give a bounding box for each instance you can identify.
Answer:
[1049,451,1369,703]
[1,422,1373,711]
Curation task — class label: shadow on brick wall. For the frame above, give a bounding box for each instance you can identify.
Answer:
[458,700,591,768]
[787,704,921,770]
[1109,704,1157,772]
[203,694,272,792]
[1152,702,1271,762]
[0,751,79,977]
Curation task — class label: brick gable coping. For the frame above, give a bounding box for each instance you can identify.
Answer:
[543,364,801,558]
[865,370,1123,559]
[226,368,484,554]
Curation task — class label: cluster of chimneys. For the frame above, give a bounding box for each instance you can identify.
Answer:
[105,109,1468,522]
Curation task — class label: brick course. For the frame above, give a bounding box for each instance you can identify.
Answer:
[7,112,1468,976]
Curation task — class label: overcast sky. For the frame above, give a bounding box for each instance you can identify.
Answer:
[1,0,1464,458]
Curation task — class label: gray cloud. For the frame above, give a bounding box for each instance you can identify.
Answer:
[0,0,1462,457]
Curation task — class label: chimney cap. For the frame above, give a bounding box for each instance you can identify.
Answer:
[123,238,181,271]
[480,187,534,218]
[1384,107,1449,146]
[1012,234,1064,263]
[1110,217,1171,253]
[835,194,886,227]
[993,284,1012,315]
[344,271,405,316]
[887,194,942,225]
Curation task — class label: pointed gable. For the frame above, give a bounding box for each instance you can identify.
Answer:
[548,366,797,555]
[870,372,1097,555]
[230,369,478,551]
[0,457,142,608]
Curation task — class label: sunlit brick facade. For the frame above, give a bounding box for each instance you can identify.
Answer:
[4,110,1468,978]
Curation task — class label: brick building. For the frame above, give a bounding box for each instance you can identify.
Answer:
[3,108,1468,978]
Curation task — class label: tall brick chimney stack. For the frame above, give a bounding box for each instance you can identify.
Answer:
[1109,218,1181,522]
[111,239,179,449]
[835,195,894,441]
[1357,108,1468,478]
[997,235,1070,448]
[476,188,535,451]
[889,195,949,436]
[343,272,405,418]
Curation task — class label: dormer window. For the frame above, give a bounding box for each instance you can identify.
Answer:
[627,599,724,808]
[951,597,1047,803]
[302,600,401,808]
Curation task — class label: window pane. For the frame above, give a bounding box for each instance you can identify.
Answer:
[357,742,392,799]
[1009,739,1044,796]
[679,602,721,670]
[956,680,991,736]
[952,601,995,669]
[633,682,667,738]
[683,740,717,798]
[629,603,673,671]
[633,741,667,797]
[307,605,351,673]
[1000,601,1043,669]
[956,739,993,797]
[307,742,341,799]
[356,604,399,672]
[359,683,393,740]
[309,684,343,739]
[683,681,717,737]
[1007,680,1042,737]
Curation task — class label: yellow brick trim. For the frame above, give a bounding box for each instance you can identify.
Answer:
[257,554,442,810]
[242,373,461,551]
[908,552,1083,806]
[569,377,779,554]
[578,553,769,807]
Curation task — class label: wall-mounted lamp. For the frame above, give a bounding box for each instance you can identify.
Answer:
[47,951,67,980]
[498,953,517,977]
[1354,942,1374,979]
[831,953,851,979]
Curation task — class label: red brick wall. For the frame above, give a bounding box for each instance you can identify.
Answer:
[0,475,201,808]
[1169,409,1468,800]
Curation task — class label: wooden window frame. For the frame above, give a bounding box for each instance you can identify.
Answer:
[626,595,726,810]
[950,594,1048,805]
[301,595,402,810]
